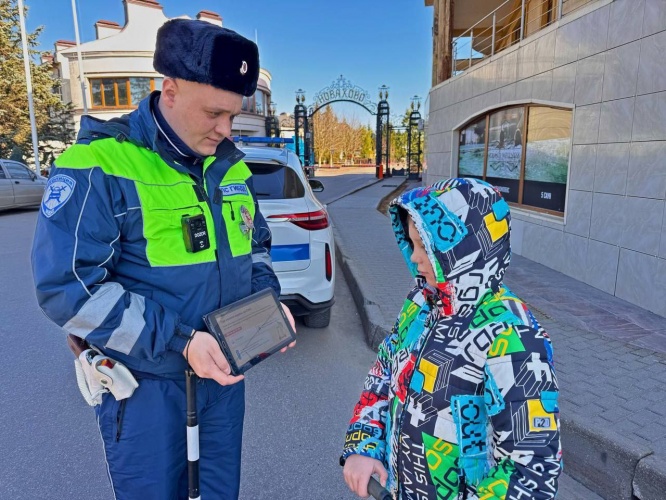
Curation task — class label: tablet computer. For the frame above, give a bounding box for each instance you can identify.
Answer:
[203,288,296,375]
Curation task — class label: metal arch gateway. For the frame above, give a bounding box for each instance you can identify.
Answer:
[308,75,378,116]
[293,75,390,176]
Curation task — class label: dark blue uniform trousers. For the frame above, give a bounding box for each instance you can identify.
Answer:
[96,377,245,500]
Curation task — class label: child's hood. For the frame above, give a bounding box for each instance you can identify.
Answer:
[388,178,512,314]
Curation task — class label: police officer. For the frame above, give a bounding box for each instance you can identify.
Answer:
[31,19,294,499]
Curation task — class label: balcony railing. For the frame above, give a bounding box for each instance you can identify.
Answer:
[452,0,600,75]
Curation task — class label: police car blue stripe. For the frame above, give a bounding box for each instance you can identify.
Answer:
[271,244,310,262]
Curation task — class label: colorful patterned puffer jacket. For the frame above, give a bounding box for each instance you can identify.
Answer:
[342,178,562,499]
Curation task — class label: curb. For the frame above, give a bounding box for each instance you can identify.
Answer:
[334,232,392,350]
[633,454,666,500]
[332,181,666,499]
[325,177,384,207]
[330,176,409,349]
[560,414,653,499]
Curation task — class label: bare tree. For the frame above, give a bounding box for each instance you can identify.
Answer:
[311,106,370,166]
[311,105,338,165]
[339,116,362,164]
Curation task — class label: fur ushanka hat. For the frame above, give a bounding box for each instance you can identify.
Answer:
[154,19,259,97]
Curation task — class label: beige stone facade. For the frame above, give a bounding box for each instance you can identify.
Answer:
[54,0,272,136]
[424,0,666,317]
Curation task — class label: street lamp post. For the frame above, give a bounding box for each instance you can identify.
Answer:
[407,95,423,180]
[294,89,305,160]
[71,0,88,114]
[17,0,40,170]
[265,100,280,141]
[376,85,390,178]
[294,89,310,172]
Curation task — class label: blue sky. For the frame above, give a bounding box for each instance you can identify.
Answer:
[25,0,433,125]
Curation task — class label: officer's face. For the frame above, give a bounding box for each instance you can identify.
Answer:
[160,78,243,156]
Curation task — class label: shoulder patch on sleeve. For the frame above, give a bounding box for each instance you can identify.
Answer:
[41,174,76,218]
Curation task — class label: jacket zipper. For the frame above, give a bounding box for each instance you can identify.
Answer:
[395,307,438,496]
[223,201,236,221]
[191,174,223,308]
[115,399,128,442]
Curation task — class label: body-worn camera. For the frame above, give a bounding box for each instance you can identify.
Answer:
[181,214,210,253]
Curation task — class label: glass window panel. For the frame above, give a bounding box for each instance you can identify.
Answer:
[255,92,264,115]
[91,80,103,107]
[116,79,128,106]
[242,96,250,112]
[5,162,32,179]
[245,162,305,199]
[0,167,6,179]
[153,78,163,91]
[129,78,152,105]
[102,79,116,107]
[522,107,572,212]
[458,117,486,179]
[485,107,524,203]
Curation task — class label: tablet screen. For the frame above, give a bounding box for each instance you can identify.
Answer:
[207,289,294,372]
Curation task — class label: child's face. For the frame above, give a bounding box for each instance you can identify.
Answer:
[407,218,437,288]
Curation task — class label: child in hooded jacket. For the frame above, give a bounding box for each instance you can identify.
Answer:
[342,178,562,500]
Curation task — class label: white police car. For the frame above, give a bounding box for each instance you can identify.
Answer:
[239,140,335,327]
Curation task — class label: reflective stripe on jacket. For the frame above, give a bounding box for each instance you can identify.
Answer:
[32,96,279,378]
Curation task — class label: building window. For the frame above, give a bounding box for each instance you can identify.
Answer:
[90,77,163,109]
[457,104,572,214]
[240,90,270,116]
[242,94,255,113]
[256,91,265,115]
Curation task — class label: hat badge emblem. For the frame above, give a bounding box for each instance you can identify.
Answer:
[240,61,248,75]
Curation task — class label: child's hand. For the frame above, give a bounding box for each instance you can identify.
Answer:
[343,454,388,498]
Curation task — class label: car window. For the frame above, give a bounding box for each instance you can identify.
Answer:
[5,162,33,179]
[0,167,6,179]
[246,162,305,199]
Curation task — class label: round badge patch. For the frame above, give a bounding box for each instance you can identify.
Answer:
[240,61,248,75]
[42,174,76,218]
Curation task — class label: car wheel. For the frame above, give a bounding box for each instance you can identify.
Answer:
[303,308,331,328]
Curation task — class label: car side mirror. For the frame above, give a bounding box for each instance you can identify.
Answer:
[308,179,324,192]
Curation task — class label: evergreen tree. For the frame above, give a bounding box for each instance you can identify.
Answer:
[0,0,68,163]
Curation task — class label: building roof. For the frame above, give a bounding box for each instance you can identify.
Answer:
[196,10,222,21]
[57,2,226,56]
[127,0,163,9]
[96,20,121,27]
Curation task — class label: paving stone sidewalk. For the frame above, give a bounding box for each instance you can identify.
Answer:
[328,177,666,500]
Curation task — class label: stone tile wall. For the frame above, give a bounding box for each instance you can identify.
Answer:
[425,0,666,317]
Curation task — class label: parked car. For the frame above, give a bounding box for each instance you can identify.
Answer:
[240,145,335,327]
[0,159,48,212]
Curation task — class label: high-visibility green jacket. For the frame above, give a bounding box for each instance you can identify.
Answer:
[31,97,279,378]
